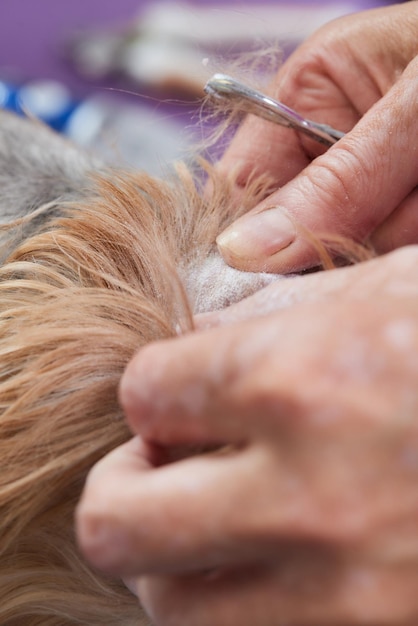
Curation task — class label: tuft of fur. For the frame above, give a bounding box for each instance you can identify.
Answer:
[0,111,272,625]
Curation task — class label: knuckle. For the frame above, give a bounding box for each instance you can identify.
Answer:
[303,145,379,236]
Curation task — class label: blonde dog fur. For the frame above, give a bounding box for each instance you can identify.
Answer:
[0,110,278,625]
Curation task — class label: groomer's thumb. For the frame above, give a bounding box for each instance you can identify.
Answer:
[217,58,418,274]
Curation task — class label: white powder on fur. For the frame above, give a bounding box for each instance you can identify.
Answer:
[183,252,283,314]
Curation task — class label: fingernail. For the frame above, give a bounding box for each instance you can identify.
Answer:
[216,209,295,260]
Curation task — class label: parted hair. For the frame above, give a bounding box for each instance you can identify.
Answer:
[0,111,272,625]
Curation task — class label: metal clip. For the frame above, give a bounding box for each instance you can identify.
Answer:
[204,73,344,148]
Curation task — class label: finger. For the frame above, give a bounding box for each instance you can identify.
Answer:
[119,323,258,445]
[119,308,311,445]
[216,56,418,273]
[135,558,418,626]
[119,292,393,445]
[216,17,367,192]
[136,563,338,626]
[215,63,356,199]
[121,285,418,448]
[215,3,401,198]
[372,187,418,253]
[76,437,154,569]
[218,114,312,192]
[76,438,303,577]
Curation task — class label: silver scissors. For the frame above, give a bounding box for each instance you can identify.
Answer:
[204,73,344,148]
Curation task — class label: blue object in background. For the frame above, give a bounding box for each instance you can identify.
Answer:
[0,80,19,112]
[14,80,79,131]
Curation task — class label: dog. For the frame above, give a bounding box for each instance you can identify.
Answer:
[0,110,279,625]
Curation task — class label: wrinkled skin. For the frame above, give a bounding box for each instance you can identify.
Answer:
[77,246,418,626]
[76,4,418,625]
[216,2,418,273]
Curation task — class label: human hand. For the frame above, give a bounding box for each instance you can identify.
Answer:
[77,247,418,626]
[216,2,418,273]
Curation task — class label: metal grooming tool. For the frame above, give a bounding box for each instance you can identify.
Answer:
[204,73,345,148]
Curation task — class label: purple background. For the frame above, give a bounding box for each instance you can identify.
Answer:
[0,0,142,95]
[0,0,401,170]
[0,0,399,98]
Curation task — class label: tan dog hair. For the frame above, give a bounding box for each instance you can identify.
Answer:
[0,110,276,625]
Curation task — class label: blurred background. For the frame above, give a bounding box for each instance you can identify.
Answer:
[0,0,403,174]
